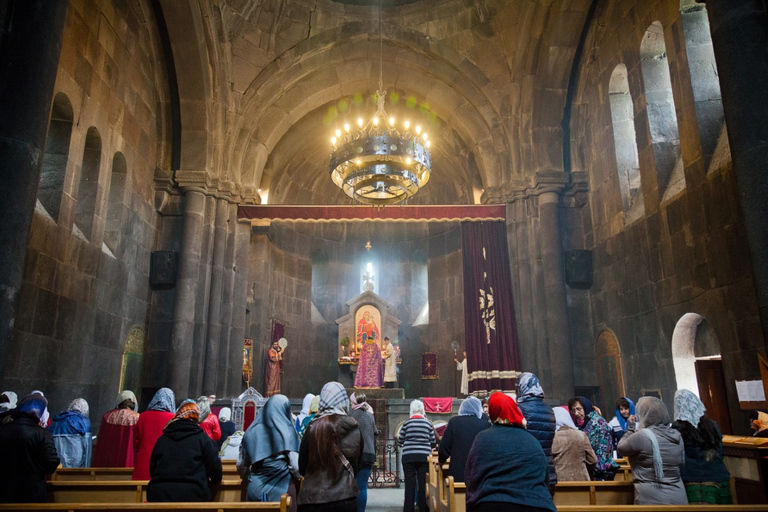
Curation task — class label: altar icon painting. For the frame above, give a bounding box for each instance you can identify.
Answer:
[354,306,384,388]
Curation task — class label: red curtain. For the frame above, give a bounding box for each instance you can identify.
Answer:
[461,221,521,396]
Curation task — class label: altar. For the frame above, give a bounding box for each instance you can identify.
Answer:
[335,287,402,390]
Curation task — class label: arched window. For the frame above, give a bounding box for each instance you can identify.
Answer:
[39,93,74,222]
[75,127,102,240]
[119,326,145,394]
[640,22,685,201]
[680,0,725,170]
[104,152,128,255]
[609,64,644,222]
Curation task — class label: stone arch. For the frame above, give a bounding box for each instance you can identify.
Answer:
[39,92,74,222]
[671,312,722,393]
[609,64,644,222]
[75,127,102,241]
[232,23,509,200]
[640,21,685,202]
[119,326,145,396]
[104,152,128,255]
[596,330,626,413]
[679,0,725,171]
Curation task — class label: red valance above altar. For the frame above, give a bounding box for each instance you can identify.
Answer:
[238,204,506,224]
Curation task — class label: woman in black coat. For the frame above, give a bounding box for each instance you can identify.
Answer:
[0,394,60,503]
[438,396,490,482]
[147,400,223,502]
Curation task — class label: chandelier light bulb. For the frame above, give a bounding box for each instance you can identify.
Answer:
[389,117,395,126]
[331,136,337,145]
[406,157,412,164]
[358,118,364,128]
[336,129,341,138]
[423,133,428,141]
[373,117,379,127]
[415,125,422,134]
[356,159,361,164]
[344,123,350,132]
[404,121,410,130]
[426,140,431,148]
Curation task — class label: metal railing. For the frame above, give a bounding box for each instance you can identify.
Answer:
[369,437,401,488]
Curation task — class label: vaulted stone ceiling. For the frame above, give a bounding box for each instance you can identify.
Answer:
[161,0,590,205]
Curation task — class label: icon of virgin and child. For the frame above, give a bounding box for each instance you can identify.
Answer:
[353,308,385,388]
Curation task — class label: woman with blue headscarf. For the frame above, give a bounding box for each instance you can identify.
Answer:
[569,395,619,480]
[238,394,300,510]
[134,387,175,480]
[517,372,557,490]
[618,396,687,504]
[608,397,636,448]
[438,396,490,482]
[672,389,731,504]
[0,394,60,502]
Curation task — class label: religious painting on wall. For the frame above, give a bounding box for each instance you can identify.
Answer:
[355,305,382,352]
[242,338,253,387]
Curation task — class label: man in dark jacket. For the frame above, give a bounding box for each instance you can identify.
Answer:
[516,372,557,490]
[0,394,60,503]
[147,400,223,502]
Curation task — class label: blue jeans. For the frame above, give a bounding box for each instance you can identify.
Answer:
[356,466,372,512]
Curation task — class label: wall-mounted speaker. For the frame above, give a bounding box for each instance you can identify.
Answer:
[565,249,592,289]
[150,251,177,289]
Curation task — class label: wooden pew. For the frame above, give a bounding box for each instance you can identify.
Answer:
[445,477,465,512]
[53,466,241,481]
[557,508,767,512]
[47,480,246,503]
[553,481,634,506]
[0,495,291,512]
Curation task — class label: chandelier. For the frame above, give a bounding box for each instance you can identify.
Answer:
[328,5,432,205]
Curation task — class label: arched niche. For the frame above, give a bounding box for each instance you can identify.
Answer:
[75,127,102,241]
[596,330,626,413]
[119,326,145,394]
[39,92,74,222]
[104,152,128,255]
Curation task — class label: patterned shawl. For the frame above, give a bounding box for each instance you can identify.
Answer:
[68,398,89,418]
[196,396,211,422]
[673,389,705,428]
[316,381,349,419]
[147,388,175,412]
[516,372,545,403]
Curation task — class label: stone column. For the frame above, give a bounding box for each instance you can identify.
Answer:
[706,0,768,341]
[0,2,68,384]
[539,190,575,401]
[201,198,229,393]
[217,203,236,393]
[228,220,251,394]
[169,189,207,397]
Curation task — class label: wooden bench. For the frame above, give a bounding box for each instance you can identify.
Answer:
[47,480,246,503]
[557,508,767,512]
[0,495,290,512]
[443,477,635,512]
[53,467,241,481]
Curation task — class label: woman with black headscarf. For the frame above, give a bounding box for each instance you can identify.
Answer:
[618,396,687,504]
[238,394,300,510]
[0,394,60,502]
[568,396,619,480]
[298,381,362,512]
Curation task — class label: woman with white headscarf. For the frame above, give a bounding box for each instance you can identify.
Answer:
[398,400,436,512]
[438,396,489,482]
[671,389,731,504]
[297,381,362,512]
[93,390,139,467]
[617,396,687,504]
[50,398,92,467]
[552,406,596,481]
[0,391,18,424]
[295,394,315,433]
[217,407,236,450]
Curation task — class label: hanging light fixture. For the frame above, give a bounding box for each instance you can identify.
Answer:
[328,2,432,205]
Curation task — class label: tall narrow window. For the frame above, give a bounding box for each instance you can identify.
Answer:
[104,152,128,255]
[75,127,102,240]
[640,22,685,200]
[609,64,644,222]
[680,0,725,170]
[39,93,74,222]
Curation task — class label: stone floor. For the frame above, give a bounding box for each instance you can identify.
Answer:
[366,487,406,512]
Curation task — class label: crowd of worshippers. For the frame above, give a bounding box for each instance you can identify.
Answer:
[0,372,757,510]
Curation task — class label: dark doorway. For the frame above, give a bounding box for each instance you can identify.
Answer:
[695,359,732,434]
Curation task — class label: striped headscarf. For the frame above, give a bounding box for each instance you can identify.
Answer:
[316,381,349,419]
[170,399,200,424]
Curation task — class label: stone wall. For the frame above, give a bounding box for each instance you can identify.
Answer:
[567,0,764,430]
[246,221,463,399]
[4,0,169,423]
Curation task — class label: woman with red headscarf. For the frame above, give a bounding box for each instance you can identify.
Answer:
[464,393,556,512]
